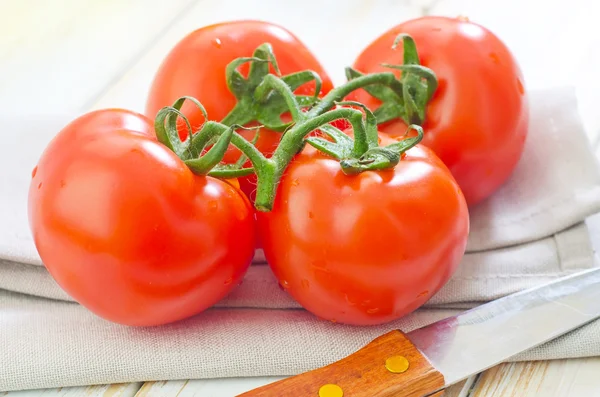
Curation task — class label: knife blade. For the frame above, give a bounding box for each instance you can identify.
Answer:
[237,267,600,397]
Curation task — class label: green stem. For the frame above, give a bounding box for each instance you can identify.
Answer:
[209,166,255,179]
[189,122,267,169]
[253,160,278,212]
[254,74,304,122]
[188,121,225,155]
[308,72,398,117]
[234,128,261,168]
[252,107,364,211]
[185,125,234,175]
[231,134,267,167]
[268,71,405,168]
[160,67,424,213]
[272,108,363,166]
[243,71,417,211]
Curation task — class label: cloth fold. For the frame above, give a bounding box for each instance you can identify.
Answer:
[1,87,600,391]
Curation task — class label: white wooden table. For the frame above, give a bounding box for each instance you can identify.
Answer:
[2,0,600,395]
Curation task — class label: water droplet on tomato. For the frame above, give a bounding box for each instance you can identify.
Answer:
[301,279,310,289]
[37,182,42,189]
[213,38,222,48]
[344,293,357,306]
[417,290,429,298]
[489,52,500,64]
[31,166,37,178]
[517,78,525,95]
[360,299,371,307]
[308,211,314,219]
[291,179,300,186]
[330,318,337,323]
[280,279,290,289]
[366,307,380,314]
[224,277,233,285]
[208,200,218,211]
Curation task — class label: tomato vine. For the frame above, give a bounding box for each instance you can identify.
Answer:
[154,35,437,212]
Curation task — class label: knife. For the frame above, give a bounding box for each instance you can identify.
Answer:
[237,267,600,397]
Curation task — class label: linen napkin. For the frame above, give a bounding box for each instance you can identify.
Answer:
[1,87,600,391]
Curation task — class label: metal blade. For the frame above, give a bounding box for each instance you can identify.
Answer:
[408,267,600,388]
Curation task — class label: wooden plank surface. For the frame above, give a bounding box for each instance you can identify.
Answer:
[0,383,142,397]
[470,358,600,396]
[2,0,600,396]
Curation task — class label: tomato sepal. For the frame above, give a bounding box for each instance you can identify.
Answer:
[221,44,323,132]
[347,34,438,126]
[156,98,265,177]
[184,123,235,175]
[339,147,401,175]
[304,104,425,175]
[381,63,437,125]
[154,96,207,159]
[253,70,323,131]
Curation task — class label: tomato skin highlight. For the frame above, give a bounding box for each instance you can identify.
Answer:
[351,16,528,206]
[145,20,334,200]
[28,109,255,326]
[257,143,469,326]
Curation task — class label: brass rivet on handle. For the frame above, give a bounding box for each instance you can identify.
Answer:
[385,355,410,373]
[319,383,343,397]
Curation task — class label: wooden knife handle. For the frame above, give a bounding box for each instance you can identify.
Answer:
[237,330,444,397]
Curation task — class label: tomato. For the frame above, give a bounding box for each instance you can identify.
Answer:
[351,16,528,205]
[145,20,334,201]
[28,109,255,326]
[256,138,469,325]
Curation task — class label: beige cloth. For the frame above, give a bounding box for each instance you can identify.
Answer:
[1,87,600,391]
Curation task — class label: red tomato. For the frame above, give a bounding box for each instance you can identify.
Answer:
[257,140,469,325]
[28,109,255,326]
[145,20,334,201]
[351,16,528,205]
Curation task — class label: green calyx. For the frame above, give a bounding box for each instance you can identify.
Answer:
[154,96,206,160]
[154,36,432,212]
[305,101,423,175]
[221,43,322,131]
[155,98,262,177]
[346,34,438,126]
